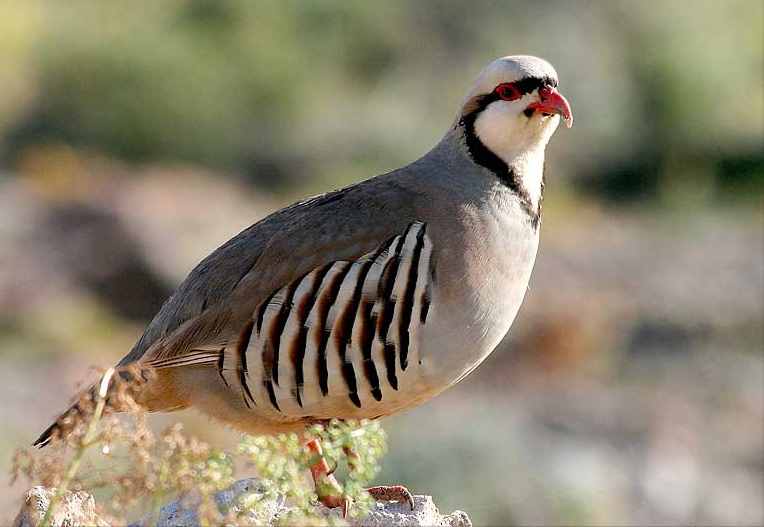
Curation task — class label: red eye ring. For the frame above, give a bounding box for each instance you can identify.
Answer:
[495,82,522,101]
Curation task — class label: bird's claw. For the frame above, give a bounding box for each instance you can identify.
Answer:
[366,484,415,511]
[308,438,414,515]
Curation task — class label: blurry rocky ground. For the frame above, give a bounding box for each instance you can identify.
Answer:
[0,1,762,525]
[14,481,472,527]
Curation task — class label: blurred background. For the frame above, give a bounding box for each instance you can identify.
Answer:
[1,1,762,525]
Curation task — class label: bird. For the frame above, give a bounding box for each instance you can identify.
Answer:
[35,55,572,509]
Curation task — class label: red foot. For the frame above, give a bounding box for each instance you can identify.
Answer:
[366,484,415,510]
[306,439,414,516]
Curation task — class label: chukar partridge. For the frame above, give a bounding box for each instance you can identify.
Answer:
[36,55,572,508]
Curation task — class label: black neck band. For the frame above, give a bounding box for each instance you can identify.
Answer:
[458,94,542,228]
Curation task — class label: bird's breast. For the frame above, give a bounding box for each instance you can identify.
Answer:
[419,195,540,388]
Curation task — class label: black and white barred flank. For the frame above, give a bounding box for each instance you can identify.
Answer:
[151,222,434,413]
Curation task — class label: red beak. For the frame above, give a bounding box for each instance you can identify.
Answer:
[526,85,573,128]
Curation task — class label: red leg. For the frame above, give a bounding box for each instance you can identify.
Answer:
[306,440,414,515]
[306,438,348,513]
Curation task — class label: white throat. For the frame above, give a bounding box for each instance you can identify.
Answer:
[472,102,558,212]
[506,147,545,210]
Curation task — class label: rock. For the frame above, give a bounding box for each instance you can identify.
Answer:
[133,478,286,527]
[16,481,471,527]
[13,486,109,527]
[351,495,471,527]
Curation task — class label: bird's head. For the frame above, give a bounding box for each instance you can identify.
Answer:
[459,55,572,164]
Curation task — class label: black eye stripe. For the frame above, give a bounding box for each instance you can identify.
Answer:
[492,76,558,99]
[462,76,559,117]
[513,76,557,95]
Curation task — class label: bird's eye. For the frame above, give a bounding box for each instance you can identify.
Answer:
[495,83,522,101]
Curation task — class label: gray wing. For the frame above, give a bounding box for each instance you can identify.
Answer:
[119,173,423,371]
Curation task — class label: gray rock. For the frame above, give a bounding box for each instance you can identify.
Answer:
[133,478,286,527]
[350,495,471,527]
[13,487,108,527]
[16,480,471,527]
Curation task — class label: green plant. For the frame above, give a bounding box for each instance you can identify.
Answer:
[11,369,388,526]
[239,420,387,525]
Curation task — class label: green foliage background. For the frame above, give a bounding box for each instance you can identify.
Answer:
[1,0,761,199]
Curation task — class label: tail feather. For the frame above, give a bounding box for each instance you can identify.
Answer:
[33,364,187,448]
[34,420,63,448]
[34,381,101,448]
